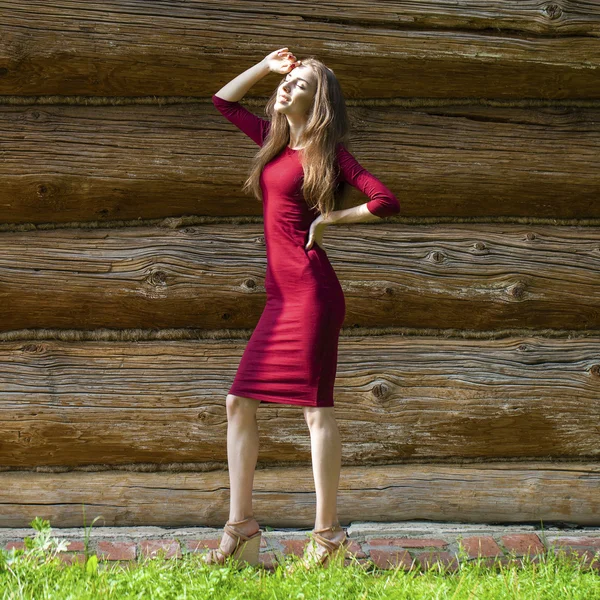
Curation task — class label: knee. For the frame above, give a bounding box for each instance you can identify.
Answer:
[303,407,336,431]
[226,394,259,422]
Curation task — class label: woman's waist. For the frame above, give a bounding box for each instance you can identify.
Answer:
[266,242,328,262]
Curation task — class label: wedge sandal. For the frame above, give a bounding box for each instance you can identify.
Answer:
[202,516,262,567]
[286,523,349,572]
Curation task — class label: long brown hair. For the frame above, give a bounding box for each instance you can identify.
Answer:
[241,57,352,217]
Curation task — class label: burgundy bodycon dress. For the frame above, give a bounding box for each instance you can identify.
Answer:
[212,94,400,407]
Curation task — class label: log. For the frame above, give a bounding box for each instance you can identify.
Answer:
[0,463,598,527]
[0,102,599,224]
[0,224,598,331]
[0,2,598,97]
[1,335,598,468]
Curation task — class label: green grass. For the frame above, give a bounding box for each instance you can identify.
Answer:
[0,518,598,599]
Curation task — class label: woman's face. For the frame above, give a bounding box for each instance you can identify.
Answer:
[275,65,317,116]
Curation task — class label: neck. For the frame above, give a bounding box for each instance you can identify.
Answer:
[286,115,308,149]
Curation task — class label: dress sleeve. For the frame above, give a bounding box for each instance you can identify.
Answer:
[336,143,400,218]
[212,94,271,147]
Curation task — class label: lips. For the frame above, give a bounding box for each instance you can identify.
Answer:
[279,94,291,102]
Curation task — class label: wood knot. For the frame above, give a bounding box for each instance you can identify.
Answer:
[429,251,445,263]
[197,411,208,421]
[21,343,46,353]
[182,227,197,234]
[517,344,528,352]
[221,312,231,320]
[590,364,600,378]
[508,282,526,299]
[543,3,563,19]
[255,236,265,245]
[147,270,167,286]
[473,241,486,251]
[384,286,394,296]
[244,278,256,289]
[0,68,8,77]
[525,232,536,241]
[371,382,389,399]
[37,184,48,196]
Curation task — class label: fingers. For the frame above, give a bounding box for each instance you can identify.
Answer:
[277,48,297,63]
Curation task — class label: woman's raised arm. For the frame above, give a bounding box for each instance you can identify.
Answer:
[212,48,299,146]
[214,48,298,102]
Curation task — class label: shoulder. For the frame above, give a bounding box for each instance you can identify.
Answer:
[335,142,358,165]
[335,142,347,160]
[335,142,354,158]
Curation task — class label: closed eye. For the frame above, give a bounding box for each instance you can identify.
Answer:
[284,76,307,89]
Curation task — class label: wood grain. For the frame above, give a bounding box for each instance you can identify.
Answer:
[0,102,599,224]
[0,2,598,98]
[0,223,598,331]
[1,335,598,468]
[1,463,598,527]
[0,1,598,528]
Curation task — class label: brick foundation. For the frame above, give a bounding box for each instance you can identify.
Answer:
[3,524,599,572]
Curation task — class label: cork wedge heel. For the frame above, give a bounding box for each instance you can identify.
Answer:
[202,517,262,567]
[286,523,349,573]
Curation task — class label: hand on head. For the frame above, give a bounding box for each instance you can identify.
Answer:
[264,47,302,74]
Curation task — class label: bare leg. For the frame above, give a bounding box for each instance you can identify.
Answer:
[303,406,346,549]
[222,394,261,546]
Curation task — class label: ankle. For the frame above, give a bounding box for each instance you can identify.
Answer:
[228,514,256,525]
[226,516,260,535]
[314,521,342,534]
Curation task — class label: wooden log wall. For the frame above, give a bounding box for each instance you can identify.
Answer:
[0,1,598,527]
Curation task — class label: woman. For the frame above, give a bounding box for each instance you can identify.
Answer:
[205,47,400,569]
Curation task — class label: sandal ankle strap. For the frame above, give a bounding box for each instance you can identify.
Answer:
[223,519,261,544]
[311,531,346,553]
[226,516,255,526]
[313,523,343,534]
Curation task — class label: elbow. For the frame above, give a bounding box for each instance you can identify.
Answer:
[365,196,400,219]
[380,190,401,218]
[381,195,401,218]
[388,192,401,216]
[212,92,240,104]
[212,93,233,105]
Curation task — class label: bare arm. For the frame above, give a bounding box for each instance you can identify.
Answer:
[322,203,383,225]
[214,48,298,102]
[214,61,270,102]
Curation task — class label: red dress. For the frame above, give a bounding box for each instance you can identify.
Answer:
[212,94,400,407]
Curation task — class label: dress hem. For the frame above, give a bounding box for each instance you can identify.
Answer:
[228,387,333,408]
